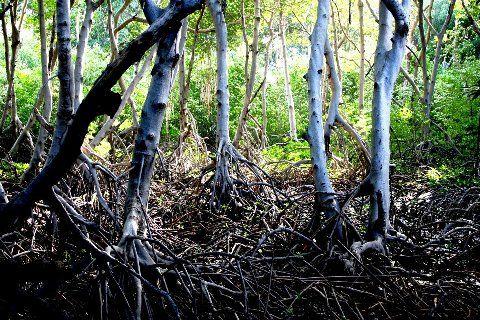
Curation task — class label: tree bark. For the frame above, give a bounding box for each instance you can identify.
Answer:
[306,0,342,240]
[208,0,248,208]
[119,3,183,314]
[367,0,410,240]
[73,0,104,111]
[47,0,74,162]
[279,6,297,141]
[233,0,261,147]
[358,0,365,111]
[89,47,155,148]
[121,29,180,246]
[209,0,230,155]
[323,39,371,163]
[0,0,203,232]
[260,16,274,150]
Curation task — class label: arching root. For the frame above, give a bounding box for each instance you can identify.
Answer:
[207,139,286,213]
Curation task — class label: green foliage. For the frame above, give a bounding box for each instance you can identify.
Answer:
[262,139,310,166]
[0,161,28,179]
[1,0,480,188]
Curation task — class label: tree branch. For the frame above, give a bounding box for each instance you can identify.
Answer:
[381,0,408,35]
[0,0,203,232]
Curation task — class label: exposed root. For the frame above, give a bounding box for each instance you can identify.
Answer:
[1,165,479,319]
[208,139,286,212]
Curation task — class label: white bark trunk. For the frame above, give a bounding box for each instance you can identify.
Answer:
[48,0,74,162]
[73,0,101,111]
[233,0,261,147]
[368,0,410,239]
[208,0,248,208]
[89,48,155,148]
[279,8,297,141]
[358,0,365,111]
[122,31,178,243]
[306,0,341,238]
[209,0,230,146]
[323,39,371,162]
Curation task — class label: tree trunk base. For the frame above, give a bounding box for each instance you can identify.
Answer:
[209,139,279,214]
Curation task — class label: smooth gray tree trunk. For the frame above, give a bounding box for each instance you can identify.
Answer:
[208,0,248,208]
[48,0,74,162]
[233,0,261,147]
[279,7,297,141]
[121,31,178,244]
[367,0,410,241]
[323,39,371,163]
[121,0,182,248]
[306,0,342,239]
[73,0,104,111]
[358,0,365,111]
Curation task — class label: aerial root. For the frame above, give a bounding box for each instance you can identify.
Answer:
[207,138,286,212]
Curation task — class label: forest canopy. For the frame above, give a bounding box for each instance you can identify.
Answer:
[0,0,479,318]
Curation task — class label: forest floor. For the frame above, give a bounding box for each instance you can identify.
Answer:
[0,158,479,319]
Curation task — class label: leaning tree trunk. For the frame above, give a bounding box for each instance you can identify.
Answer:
[47,0,74,162]
[323,39,371,163]
[306,0,342,241]
[118,2,185,317]
[0,0,202,232]
[73,0,103,111]
[279,7,297,141]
